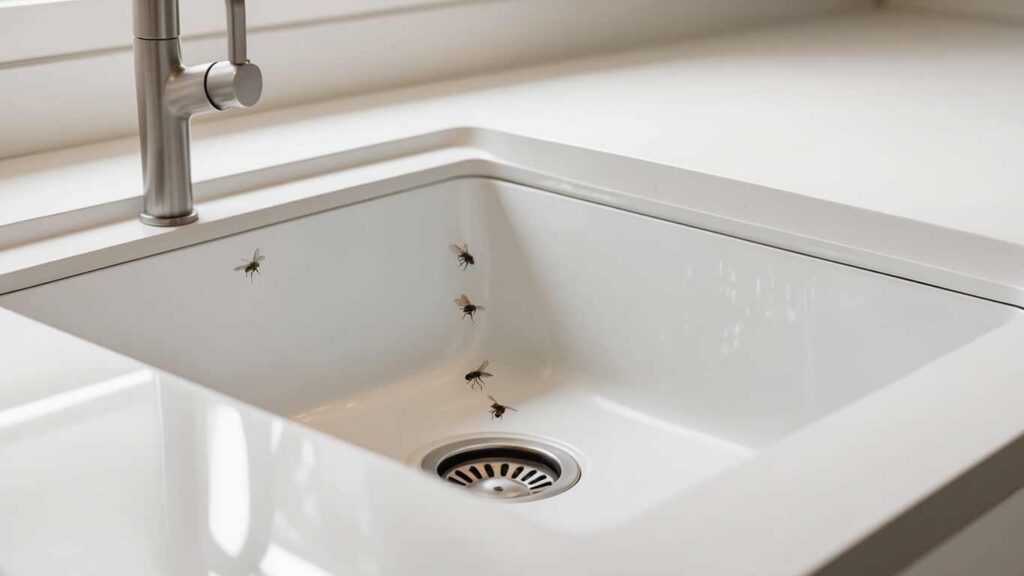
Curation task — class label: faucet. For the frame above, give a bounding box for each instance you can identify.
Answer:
[133,0,262,226]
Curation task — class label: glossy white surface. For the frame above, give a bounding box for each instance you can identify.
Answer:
[4,307,1024,576]
[3,178,1021,574]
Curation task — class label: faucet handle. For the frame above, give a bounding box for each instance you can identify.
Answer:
[205,0,262,110]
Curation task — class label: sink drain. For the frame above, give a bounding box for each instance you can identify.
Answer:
[421,436,580,502]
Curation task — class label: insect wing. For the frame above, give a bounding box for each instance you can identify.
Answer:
[449,243,466,255]
[478,371,493,378]
[477,360,489,371]
[233,264,248,271]
[455,294,470,307]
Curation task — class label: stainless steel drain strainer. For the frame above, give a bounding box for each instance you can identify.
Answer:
[421,436,581,502]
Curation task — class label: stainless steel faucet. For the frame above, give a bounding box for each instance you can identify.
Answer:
[133,0,262,226]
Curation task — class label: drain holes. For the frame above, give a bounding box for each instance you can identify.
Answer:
[421,435,581,503]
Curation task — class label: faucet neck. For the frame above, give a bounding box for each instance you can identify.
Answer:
[133,0,179,40]
[133,0,261,226]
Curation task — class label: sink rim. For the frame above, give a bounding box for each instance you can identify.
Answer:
[0,128,1022,312]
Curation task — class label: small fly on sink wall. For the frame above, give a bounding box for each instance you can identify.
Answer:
[465,361,493,390]
[234,249,265,283]
[488,396,517,420]
[449,242,475,270]
[455,293,484,321]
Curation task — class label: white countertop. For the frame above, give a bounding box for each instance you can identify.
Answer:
[1,9,1023,246]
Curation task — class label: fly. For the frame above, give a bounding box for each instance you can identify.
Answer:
[488,395,518,420]
[234,249,265,283]
[454,293,484,321]
[449,242,475,270]
[464,360,493,390]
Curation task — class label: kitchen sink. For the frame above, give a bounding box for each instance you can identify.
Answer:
[1,176,1017,535]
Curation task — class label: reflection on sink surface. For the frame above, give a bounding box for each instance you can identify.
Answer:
[0,368,557,575]
[1,177,1016,531]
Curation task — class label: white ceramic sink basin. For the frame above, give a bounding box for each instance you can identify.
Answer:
[1,177,1018,534]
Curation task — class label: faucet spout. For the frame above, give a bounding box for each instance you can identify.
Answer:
[133,0,262,227]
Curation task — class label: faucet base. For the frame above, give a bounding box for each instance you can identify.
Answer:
[139,209,199,227]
